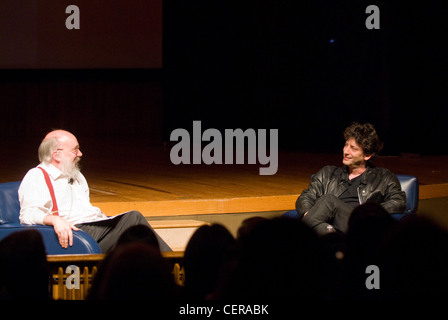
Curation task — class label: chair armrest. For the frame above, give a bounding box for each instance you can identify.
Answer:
[0,224,101,254]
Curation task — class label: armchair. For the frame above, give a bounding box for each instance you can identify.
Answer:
[0,181,101,254]
[283,174,419,221]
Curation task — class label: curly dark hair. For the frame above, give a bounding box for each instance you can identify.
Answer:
[343,122,383,161]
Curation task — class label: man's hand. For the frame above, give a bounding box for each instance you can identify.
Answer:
[43,215,79,248]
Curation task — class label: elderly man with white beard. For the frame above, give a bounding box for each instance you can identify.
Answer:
[18,130,170,252]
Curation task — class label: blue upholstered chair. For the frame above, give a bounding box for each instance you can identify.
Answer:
[0,181,101,254]
[283,174,419,221]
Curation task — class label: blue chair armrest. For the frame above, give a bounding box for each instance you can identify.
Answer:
[0,224,101,254]
[283,210,300,219]
[0,181,101,254]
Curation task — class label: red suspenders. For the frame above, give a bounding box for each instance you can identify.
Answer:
[37,167,59,216]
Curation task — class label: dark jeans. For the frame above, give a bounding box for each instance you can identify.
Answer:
[76,210,171,253]
[301,194,353,236]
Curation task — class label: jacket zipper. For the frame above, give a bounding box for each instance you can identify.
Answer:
[357,186,363,205]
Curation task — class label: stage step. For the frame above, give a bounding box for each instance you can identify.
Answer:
[148,219,208,252]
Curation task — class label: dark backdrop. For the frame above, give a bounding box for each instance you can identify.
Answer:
[0,0,446,155]
[163,0,447,154]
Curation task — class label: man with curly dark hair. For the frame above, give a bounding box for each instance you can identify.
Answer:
[296,122,406,236]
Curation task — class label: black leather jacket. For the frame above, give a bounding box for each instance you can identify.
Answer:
[295,165,406,216]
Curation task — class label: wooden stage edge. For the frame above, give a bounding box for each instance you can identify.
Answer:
[93,183,448,218]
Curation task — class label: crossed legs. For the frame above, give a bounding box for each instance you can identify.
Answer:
[302,194,354,236]
[76,210,171,253]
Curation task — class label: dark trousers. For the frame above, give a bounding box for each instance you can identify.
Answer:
[76,210,171,253]
[302,194,354,236]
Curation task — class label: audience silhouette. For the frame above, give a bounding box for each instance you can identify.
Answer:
[378,214,448,299]
[212,217,329,299]
[87,224,173,300]
[339,203,396,299]
[88,242,176,300]
[0,229,51,300]
[115,224,161,250]
[181,223,235,299]
[2,206,447,301]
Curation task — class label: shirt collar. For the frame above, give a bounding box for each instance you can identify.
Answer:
[341,165,371,184]
[38,162,64,180]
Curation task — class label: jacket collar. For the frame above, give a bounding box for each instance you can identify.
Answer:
[340,166,350,183]
[341,165,373,184]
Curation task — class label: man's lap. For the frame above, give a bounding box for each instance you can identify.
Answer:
[75,210,171,252]
[302,195,353,235]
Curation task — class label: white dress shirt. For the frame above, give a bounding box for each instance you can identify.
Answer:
[19,162,108,225]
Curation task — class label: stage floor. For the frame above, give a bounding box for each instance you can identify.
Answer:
[2,137,448,218]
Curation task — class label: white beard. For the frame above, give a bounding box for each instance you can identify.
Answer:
[60,156,81,182]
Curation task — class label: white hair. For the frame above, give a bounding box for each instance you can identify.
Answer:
[38,137,60,164]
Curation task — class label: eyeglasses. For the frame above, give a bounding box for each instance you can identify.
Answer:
[56,147,80,155]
